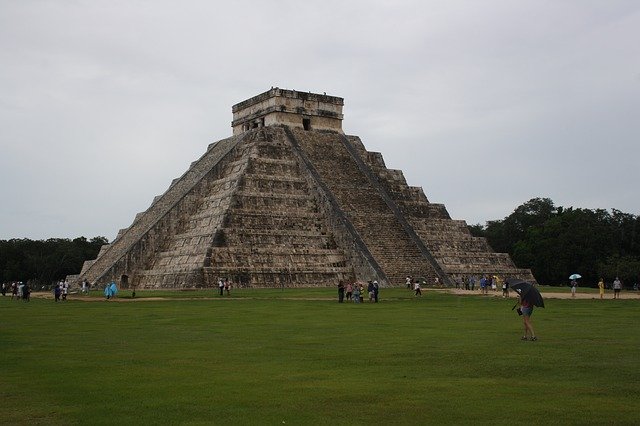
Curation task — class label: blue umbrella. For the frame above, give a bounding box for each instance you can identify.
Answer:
[569,274,581,280]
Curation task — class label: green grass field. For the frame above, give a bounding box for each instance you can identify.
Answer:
[1,289,638,425]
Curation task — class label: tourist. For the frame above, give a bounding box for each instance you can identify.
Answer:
[218,279,224,296]
[353,283,361,303]
[81,279,87,295]
[373,280,379,303]
[570,280,577,298]
[345,282,353,301]
[367,281,374,302]
[359,283,365,303]
[105,281,118,299]
[470,276,476,291]
[406,276,412,289]
[598,278,605,299]
[1,282,6,296]
[224,279,231,296]
[337,281,345,303]
[22,282,30,302]
[502,280,509,298]
[518,293,537,341]
[480,276,487,294]
[11,282,18,300]
[414,281,422,296]
[54,283,61,302]
[62,280,69,301]
[613,277,622,299]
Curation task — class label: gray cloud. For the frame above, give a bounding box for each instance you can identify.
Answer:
[1,0,639,239]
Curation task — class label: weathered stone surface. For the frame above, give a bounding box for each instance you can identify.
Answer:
[73,89,535,289]
[232,88,343,135]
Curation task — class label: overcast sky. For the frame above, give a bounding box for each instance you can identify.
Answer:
[1,1,639,240]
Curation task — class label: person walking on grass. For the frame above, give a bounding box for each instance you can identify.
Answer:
[598,278,605,299]
[414,281,422,296]
[518,295,537,341]
[570,279,577,298]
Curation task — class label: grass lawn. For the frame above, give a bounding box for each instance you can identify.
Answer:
[1,289,638,425]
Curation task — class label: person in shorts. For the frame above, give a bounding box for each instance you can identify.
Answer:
[518,295,537,341]
[613,277,622,299]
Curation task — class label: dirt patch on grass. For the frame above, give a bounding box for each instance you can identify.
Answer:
[25,288,640,302]
[445,288,640,300]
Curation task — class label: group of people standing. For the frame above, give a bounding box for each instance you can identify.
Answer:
[2,281,31,301]
[590,277,623,299]
[53,280,70,302]
[337,280,379,303]
[2,279,94,302]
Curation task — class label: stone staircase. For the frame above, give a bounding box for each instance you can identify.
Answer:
[202,128,351,287]
[289,128,440,285]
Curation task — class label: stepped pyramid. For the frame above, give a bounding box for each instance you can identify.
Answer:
[70,88,535,289]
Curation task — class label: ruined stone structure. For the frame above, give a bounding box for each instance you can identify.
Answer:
[69,88,535,289]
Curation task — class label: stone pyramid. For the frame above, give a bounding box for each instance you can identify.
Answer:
[71,88,535,289]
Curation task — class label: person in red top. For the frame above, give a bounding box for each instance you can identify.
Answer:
[519,296,537,341]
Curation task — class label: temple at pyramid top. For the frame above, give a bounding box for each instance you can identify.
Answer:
[231,88,344,135]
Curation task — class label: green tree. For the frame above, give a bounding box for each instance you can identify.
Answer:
[477,198,640,286]
[0,237,107,285]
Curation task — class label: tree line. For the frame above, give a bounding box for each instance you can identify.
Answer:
[0,237,107,287]
[469,198,640,286]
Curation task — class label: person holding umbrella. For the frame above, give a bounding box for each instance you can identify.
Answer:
[506,279,544,342]
[569,274,581,298]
